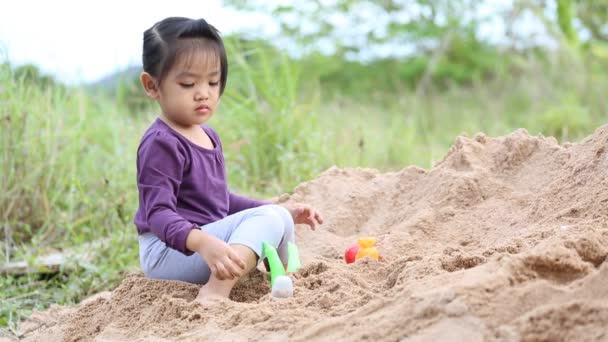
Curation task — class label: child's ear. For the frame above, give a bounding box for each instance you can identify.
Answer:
[140,72,160,99]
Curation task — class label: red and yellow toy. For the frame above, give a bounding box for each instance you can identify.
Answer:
[344,237,380,263]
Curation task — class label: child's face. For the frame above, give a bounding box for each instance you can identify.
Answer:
[157,51,222,127]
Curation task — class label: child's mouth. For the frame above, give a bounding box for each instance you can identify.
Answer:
[195,105,210,114]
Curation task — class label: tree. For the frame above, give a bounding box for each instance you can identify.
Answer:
[223,0,481,60]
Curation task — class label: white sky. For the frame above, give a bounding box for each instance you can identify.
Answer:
[0,0,275,84]
[0,0,552,85]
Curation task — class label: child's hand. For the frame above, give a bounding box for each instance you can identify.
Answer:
[198,233,246,280]
[281,203,324,230]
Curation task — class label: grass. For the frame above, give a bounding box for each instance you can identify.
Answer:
[0,44,606,334]
[0,65,143,331]
[317,56,606,170]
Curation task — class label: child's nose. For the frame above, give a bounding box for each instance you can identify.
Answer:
[195,85,210,100]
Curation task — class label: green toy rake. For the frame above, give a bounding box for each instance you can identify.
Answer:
[262,241,301,298]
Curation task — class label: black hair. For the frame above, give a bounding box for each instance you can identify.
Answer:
[142,17,228,95]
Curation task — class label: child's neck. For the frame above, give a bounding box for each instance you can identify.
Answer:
[160,115,199,132]
[159,115,213,150]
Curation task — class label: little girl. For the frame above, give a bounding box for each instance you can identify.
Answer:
[134,17,323,304]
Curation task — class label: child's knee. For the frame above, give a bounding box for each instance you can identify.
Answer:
[257,205,286,246]
[269,204,295,234]
[265,205,296,263]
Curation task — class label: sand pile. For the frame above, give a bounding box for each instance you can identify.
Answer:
[20,126,608,341]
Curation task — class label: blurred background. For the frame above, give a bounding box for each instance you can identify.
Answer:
[1,0,607,332]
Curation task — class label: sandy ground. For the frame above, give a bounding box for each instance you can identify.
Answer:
[19,126,608,341]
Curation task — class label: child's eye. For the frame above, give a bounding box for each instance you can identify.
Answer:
[210,81,219,87]
[180,83,194,88]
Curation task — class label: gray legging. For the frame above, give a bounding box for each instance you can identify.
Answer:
[138,204,295,284]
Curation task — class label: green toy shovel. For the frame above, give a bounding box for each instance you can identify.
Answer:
[262,241,302,284]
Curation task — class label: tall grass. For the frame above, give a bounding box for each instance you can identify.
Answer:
[1,69,139,249]
[319,53,607,169]
[0,64,142,329]
[1,44,607,332]
[212,39,329,194]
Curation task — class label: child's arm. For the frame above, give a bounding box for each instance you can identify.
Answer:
[206,126,269,215]
[185,228,245,280]
[227,192,269,215]
[137,134,197,255]
[279,203,324,230]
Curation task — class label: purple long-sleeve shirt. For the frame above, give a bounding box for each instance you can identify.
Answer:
[134,118,266,255]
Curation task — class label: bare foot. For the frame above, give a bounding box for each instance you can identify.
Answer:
[194,244,259,307]
[194,294,226,307]
[195,283,230,307]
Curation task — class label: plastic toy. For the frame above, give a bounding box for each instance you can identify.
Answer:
[344,237,380,263]
[262,241,301,298]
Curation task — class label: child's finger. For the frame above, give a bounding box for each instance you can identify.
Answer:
[213,263,224,280]
[224,258,242,278]
[209,264,219,279]
[229,250,246,269]
[215,263,230,280]
[307,214,317,230]
[315,211,324,224]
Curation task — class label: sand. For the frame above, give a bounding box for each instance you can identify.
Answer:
[19,126,608,341]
